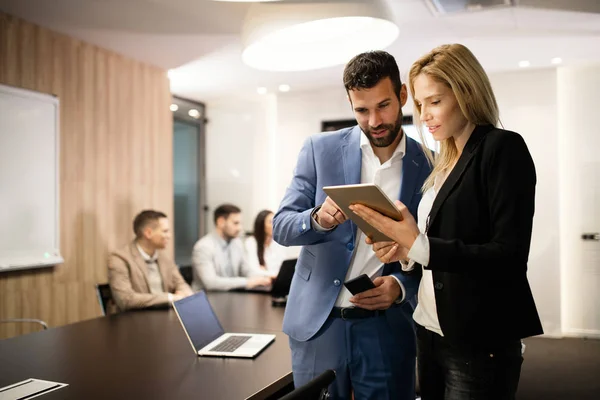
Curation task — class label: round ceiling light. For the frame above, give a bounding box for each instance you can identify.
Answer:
[241,1,398,71]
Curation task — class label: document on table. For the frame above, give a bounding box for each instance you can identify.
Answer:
[0,378,68,400]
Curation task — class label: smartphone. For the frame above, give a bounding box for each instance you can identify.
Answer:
[343,274,376,295]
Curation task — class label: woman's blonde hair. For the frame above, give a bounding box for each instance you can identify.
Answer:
[408,43,499,191]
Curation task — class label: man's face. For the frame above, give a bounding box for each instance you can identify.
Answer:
[145,217,170,249]
[348,77,408,148]
[220,213,242,240]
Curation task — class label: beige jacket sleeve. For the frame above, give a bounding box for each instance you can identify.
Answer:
[108,254,170,311]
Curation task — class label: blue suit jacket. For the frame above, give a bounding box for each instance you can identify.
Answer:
[273,126,431,341]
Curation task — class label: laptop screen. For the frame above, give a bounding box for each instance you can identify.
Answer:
[173,291,225,352]
[272,258,296,298]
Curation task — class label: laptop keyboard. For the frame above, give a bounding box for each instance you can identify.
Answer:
[210,335,252,352]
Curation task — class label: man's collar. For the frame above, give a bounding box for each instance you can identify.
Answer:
[212,232,231,248]
[360,128,406,160]
[136,243,157,262]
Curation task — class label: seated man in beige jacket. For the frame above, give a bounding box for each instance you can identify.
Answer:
[109,210,193,311]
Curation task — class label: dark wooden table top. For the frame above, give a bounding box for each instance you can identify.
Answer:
[0,292,290,400]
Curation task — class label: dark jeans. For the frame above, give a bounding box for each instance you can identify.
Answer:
[416,324,523,400]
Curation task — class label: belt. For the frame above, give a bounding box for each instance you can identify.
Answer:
[329,307,386,320]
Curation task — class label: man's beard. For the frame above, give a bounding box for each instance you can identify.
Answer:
[223,231,238,242]
[363,111,403,148]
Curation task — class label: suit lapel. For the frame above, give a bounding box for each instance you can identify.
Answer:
[400,136,424,209]
[130,242,152,292]
[427,125,492,231]
[156,253,169,292]
[341,126,362,239]
[341,126,362,186]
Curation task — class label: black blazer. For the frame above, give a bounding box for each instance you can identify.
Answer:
[423,124,543,346]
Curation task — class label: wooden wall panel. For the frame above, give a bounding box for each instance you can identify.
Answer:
[0,13,173,339]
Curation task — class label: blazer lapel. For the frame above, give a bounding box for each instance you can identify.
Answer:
[427,125,492,231]
[341,125,362,239]
[400,136,424,208]
[156,253,170,292]
[130,242,152,292]
[341,126,362,186]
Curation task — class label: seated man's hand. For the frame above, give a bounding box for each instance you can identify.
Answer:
[174,289,191,298]
[171,293,184,302]
[348,276,401,310]
[246,276,272,289]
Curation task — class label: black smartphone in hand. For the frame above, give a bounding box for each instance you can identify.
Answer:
[344,274,376,295]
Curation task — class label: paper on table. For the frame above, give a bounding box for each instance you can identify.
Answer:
[0,378,68,400]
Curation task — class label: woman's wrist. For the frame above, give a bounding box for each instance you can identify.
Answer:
[404,231,419,250]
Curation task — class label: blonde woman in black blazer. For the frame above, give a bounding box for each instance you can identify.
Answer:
[349,44,543,400]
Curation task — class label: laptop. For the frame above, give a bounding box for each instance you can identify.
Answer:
[271,258,296,303]
[173,291,275,358]
[230,258,297,296]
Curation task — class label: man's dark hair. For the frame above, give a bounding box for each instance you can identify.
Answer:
[213,204,241,225]
[133,210,167,238]
[343,50,402,99]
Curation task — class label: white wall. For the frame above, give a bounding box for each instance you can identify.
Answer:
[275,87,354,202]
[205,96,269,232]
[204,66,600,337]
[491,69,562,337]
[557,65,600,338]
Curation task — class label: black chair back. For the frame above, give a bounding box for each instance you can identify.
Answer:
[279,369,336,400]
[179,265,193,286]
[95,283,116,316]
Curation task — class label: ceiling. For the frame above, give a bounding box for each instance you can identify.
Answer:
[1,0,599,101]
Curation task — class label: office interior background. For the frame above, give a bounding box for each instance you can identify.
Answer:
[0,0,598,353]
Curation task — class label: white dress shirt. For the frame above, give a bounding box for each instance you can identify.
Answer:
[191,232,269,291]
[322,131,407,308]
[403,175,443,336]
[136,244,164,295]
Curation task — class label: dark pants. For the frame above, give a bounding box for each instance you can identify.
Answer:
[416,324,523,400]
[290,309,416,400]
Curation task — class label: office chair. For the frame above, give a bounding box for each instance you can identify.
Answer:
[179,265,193,286]
[95,283,117,316]
[0,318,48,330]
[279,369,336,400]
[415,360,421,397]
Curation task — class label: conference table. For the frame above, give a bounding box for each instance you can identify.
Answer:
[0,292,292,400]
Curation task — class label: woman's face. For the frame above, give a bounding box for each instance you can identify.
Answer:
[413,73,471,144]
[264,213,274,236]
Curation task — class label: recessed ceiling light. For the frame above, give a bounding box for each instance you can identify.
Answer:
[241,1,398,71]
[212,0,280,2]
[518,60,530,68]
[551,57,562,65]
[257,87,268,95]
[188,109,200,118]
[278,84,290,92]
[170,104,178,112]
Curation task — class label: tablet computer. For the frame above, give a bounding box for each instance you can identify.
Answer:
[322,183,402,242]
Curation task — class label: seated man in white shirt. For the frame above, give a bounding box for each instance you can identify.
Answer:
[192,204,272,291]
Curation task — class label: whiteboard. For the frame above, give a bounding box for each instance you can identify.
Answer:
[0,84,63,272]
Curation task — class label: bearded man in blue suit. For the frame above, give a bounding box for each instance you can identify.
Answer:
[273,51,431,400]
